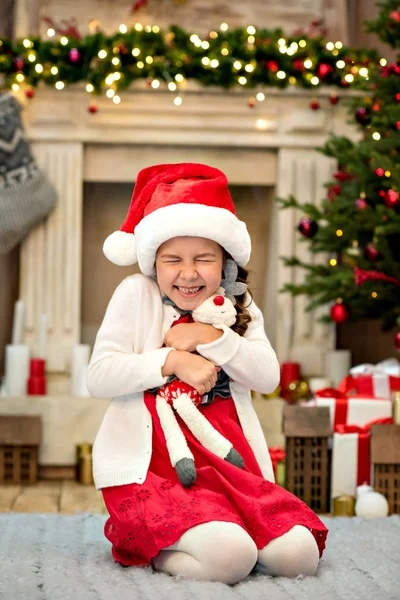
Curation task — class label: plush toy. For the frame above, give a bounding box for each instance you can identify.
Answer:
[156,287,244,487]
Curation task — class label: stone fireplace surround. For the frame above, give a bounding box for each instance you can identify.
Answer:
[5,84,360,469]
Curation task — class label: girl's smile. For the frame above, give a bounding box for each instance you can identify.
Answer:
[155,236,224,310]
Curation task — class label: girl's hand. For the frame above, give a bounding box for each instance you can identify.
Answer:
[164,323,222,352]
[163,351,220,395]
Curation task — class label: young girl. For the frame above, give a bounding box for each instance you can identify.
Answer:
[87,163,328,585]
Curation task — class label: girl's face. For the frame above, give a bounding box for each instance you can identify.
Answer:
[155,236,224,310]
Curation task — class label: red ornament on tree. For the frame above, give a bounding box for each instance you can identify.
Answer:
[14,57,24,71]
[376,168,385,176]
[355,197,368,210]
[395,332,400,352]
[310,100,320,110]
[318,63,333,78]
[248,97,256,108]
[293,59,305,72]
[385,189,399,208]
[25,88,35,99]
[265,60,279,72]
[355,106,371,126]
[298,217,318,238]
[327,184,341,202]
[330,301,351,323]
[390,11,400,22]
[68,48,80,62]
[364,243,381,262]
[329,93,339,105]
[88,103,98,114]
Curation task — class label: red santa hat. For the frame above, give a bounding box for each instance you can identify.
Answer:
[103,162,251,275]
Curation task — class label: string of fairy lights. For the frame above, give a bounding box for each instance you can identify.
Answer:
[0,20,380,111]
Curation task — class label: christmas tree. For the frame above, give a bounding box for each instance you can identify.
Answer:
[277,0,400,352]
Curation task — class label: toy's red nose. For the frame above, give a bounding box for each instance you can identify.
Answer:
[213,295,224,306]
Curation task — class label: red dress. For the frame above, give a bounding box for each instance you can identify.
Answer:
[102,317,328,567]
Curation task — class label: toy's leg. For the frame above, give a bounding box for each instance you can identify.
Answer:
[173,394,244,469]
[155,395,196,487]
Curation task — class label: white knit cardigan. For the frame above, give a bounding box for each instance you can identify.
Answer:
[87,274,280,490]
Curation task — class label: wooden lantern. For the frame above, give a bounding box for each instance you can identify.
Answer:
[371,424,400,514]
[0,415,41,484]
[283,405,332,513]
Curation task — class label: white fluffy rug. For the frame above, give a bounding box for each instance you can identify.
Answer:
[1,513,399,600]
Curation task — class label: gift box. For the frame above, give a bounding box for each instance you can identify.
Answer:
[331,417,393,502]
[311,388,393,429]
[339,358,400,399]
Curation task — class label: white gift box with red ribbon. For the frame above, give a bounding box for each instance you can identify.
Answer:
[340,358,400,399]
[331,418,393,501]
[309,388,393,429]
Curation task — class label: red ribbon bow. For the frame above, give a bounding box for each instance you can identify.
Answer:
[269,447,286,476]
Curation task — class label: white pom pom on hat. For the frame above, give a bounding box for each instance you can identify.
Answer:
[103,230,137,266]
[102,162,251,275]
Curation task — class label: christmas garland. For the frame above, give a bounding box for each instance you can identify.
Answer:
[0,21,380,101]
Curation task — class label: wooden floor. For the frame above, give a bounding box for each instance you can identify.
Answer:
[0,480,108,514]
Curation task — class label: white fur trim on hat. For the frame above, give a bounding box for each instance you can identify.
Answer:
[135,203,251,275]
[103,230,137,266]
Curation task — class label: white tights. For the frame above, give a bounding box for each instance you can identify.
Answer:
[151,521,320,585]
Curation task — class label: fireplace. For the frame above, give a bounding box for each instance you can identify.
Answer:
[20,84,357,386]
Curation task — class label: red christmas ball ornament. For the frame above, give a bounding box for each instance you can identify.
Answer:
[88,103,98,114]
[310,100,320,110]
[327,184,341,202]
[265,60,279,72]
[355,197,368,210]
[69,48,80,62]
[376,168,385,177]
[364,243,381,262]
[385,189,399,208]
[298,217,318,238]
[25,88,35,99]
[293,59,305,72]
[248,97,256,108]
[396,93,400,101]
[397,121,400,129]
[330,301,351,324]
[14,56,24,70]
[390,10,400,22]
[395,331,400,352]
[329,93,339,105]
[118,43,129,54]
[318,63,333,78]
[355,106,371,126]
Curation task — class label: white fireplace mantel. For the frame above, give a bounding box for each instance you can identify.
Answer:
[20,84,359,377]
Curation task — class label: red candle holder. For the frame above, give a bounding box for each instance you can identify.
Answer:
[27,358,46,395]
[280,362,301,402]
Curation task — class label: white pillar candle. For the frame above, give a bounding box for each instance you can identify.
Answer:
[326,349,351,388]
[38,313,48,359]
[11,300,25,345]
[71,344,91,397]
[4,344,30,396]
